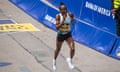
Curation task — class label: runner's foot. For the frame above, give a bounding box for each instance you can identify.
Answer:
[66,58,75,69]
[52,59,56,70]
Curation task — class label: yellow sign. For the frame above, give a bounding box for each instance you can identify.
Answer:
[0,23,40,32]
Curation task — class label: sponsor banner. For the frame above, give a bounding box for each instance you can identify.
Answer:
[80,0,116,34]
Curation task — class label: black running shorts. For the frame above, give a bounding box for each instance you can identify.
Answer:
[57,32,72,42]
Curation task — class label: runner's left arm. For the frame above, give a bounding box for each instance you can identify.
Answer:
[69,13,74,24]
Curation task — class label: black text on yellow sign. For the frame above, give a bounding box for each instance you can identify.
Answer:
[0,23,40,32]
[59,25,70,31]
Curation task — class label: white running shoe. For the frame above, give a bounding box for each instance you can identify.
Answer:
[52,59,56,70]
[66,58,75,69]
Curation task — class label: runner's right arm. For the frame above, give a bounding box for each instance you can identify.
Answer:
[56,14,65,30]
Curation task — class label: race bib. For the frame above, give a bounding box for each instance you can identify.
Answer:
[59,24,70,31]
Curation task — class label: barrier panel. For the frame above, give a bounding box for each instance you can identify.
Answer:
[38,6,59,30]
[11,0,37,11]
[80,0,116,34]
[10,0,120,59]
[11,0,48,20]
[11,0,55,30]
[48,0,83,19]
[110,38,120,60]
[72,22,116,55]
[28,1,48,20]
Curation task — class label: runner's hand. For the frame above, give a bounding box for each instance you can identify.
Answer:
[112,9,117,14]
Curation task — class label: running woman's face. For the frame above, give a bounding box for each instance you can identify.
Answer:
[60,5,67,14]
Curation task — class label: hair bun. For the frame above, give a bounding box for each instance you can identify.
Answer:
[60,2,64,5]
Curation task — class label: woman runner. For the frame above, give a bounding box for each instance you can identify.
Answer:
[53,2,75,70]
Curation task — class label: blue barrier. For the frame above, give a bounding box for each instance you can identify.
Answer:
[28,1,48,20]
[80,0,116,34]
[110,38,120,60]
[38,6,59,30]
[11,0,49,20]
[10,0,120,60]
[48,0,83,19]
[12,0,37,11]
[11,0,58,30]
[72,22,116,55]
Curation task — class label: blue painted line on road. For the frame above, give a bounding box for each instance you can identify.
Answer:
[0,62,12,67]
[0,20,14,24]
[20,66,31,72]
